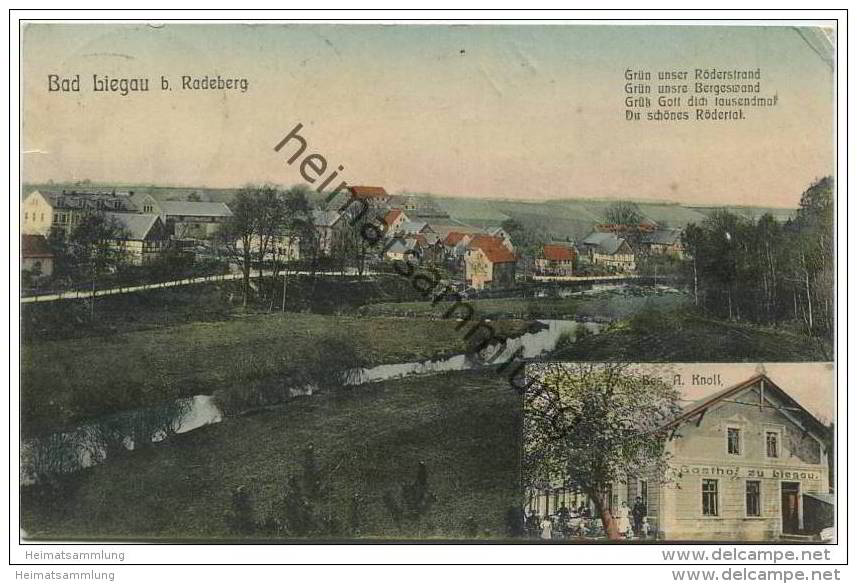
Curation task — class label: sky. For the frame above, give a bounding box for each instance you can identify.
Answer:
[634,362,835,423]
[21,23,835,207]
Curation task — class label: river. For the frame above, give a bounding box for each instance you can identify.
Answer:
[20,318,601,485]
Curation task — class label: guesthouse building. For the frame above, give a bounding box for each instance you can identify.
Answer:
[528,374,832,541]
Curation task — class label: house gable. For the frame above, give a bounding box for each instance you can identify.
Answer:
[668,375,829,466]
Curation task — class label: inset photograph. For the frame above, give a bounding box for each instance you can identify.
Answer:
[523,362,834,542]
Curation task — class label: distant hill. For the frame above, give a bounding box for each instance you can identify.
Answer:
[413,195,795,242]
[21,182,795,241]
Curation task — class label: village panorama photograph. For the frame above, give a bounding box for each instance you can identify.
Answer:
[17,22,834,542]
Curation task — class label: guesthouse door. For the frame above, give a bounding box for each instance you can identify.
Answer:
[781,482,800,534]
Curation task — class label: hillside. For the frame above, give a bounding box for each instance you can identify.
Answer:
[415,195,795,241]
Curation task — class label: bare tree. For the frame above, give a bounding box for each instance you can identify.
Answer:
[217,185,281,307]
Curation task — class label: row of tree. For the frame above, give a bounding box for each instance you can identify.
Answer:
[216,184,383,309]
[682,176,834,338]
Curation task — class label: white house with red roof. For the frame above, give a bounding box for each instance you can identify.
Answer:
[381,208,410,234]
[535,243,576,276]
[465,236,517,290]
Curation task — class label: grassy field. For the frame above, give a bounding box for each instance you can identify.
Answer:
[21,370,521,541]
[554,314,832,362]
[21,311,532,437]
[362,286,691,321]
[21,275,426,342]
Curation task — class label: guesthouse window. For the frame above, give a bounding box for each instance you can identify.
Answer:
[639,480,648,507]
[766,431,780,458]
[727,427,742,455]
[746,480,761,517]
[702,479,719,516]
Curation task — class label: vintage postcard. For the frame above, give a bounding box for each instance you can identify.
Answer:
[16,20,836,548]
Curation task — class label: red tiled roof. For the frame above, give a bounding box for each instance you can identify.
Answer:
[348,186,389,199]
[22,234,53,259]
[469,235,507,249]
[470,239,516,263]
[383,208,404,226]
[444,231,467,246]
[543,244,576,261]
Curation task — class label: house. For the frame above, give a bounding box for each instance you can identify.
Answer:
[527,373,833,541]
[535,244,576,276]
[650,374,831,540]
[22,189,138,237]
[382,208,410,234]
[581,232,636,272]
[487,226,515,252]
[442,231,472,257]
[239,232,301,263]
[312,209,345,256]
[387,194,420,212]
[106,213,171,265]
[132,195,233,240]
[21,234,54,280]
[419,233,446,265]
[642,228,685,258]
[398,221,434,236]
[346,185,391,209]
[384,237,422,262]
[465,238,517,290]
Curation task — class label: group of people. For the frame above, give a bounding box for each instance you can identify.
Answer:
[613,498,650,539]
[526,496,650,540]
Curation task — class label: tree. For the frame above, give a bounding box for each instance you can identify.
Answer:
[66,213,129,319]
[217,185,282,307]
[501,218,548,278]
[269,185,313,311]
[524,362,681,540]
[604,201,643,227]
[677,177,833,342]
[604,201,649,251]
[501,218,544,257]
[790,177,834,336]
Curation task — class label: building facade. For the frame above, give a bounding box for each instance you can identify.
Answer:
[527,375,832,541]
[642,228,685,258]
[142,197,233,240]
[21,234,54,280]
[582,232,636,272]
[647,375,830,540]
[108,213,171,265]
[464,242,517,289]
[535,244,576,276]
[22,190,138,237]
